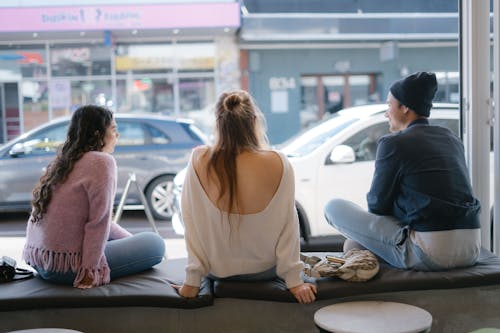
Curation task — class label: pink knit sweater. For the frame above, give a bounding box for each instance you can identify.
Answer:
[23,151,131,287]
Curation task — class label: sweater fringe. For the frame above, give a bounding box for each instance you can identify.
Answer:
[23,245,110,287]
[73,265,110,287]
[23,245,81,273]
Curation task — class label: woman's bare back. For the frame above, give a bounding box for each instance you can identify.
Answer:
[192,146,283,214]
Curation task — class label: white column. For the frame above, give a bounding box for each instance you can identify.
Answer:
[493,0,500,254]
[461,0,492,249]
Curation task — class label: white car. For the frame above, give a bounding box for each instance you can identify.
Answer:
[172,103,462,240]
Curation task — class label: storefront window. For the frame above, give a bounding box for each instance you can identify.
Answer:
[0,45,46,79]
[50,45,111,77]
[22,80,49,131]
[177,42,215,73]
[300,74,379,129]
[435,71,459,103]
[115,44,174,74]
[116,77,174,114]
[179,77,216,135]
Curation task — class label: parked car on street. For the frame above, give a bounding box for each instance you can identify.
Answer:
[0,113,208,220]
[171,103,470,240]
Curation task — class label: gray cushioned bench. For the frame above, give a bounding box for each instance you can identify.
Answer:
[2,249,500,332]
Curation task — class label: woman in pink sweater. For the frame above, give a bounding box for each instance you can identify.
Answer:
[23,105,165,289]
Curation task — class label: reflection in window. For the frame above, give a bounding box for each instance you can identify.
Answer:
[435,72,459,103]
[148,125,170,145]
[342,122,390,161]
[50,45,111,77]
[116,122,146,146]
[282,116,357,157]
[17,124,67,155]
[115,44,174,74]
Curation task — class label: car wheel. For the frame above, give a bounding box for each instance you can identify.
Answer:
[145,175,175,220]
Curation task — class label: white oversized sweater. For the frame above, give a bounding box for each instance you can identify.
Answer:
[181,151,304,289]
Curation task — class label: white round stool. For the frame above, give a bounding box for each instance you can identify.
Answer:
[314,301,432,333]
[6,329,83,333]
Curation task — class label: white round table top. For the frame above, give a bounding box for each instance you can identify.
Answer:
[314,301,432,333]
[6,329,83,333]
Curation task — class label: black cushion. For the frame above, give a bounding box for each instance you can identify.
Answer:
[0,258,212,311]
[213,248,500,302]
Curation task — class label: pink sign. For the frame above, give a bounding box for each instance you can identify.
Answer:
[0,2,240,32]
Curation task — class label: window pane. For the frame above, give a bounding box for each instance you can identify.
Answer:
[177,42,215,73]
[117,122,146,146]
[50,45,111,77]
[20,123,67,155]
[0,45,47,79]
[115,44,174,74]
[22,80,49,132]
[148,125,170,145]
[343,122,390,161]
[116,78,174,114]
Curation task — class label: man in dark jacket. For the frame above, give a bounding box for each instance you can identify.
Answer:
[325,72,481,271]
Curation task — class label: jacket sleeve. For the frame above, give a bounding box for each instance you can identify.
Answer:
[182,160,210,287]
[367,135,400,215]
[75,153,117,287]
[275,159,304,289]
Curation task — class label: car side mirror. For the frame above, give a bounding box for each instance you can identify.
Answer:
[328,145,356,164]
[9,143,27,157]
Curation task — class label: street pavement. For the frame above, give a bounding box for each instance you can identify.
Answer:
[0,210,188,267]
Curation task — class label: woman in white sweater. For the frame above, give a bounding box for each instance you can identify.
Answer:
[174,90,316,304]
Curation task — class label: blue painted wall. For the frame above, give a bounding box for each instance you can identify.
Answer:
[247,46,459,144]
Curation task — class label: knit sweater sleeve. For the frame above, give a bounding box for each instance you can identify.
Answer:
[182,159,210,287]
[75,152,117,287]
[275,157,304,289]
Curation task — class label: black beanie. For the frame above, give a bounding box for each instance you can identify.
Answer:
[389,71,437,117]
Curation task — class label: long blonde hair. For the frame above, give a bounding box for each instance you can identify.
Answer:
[207,90,268,213]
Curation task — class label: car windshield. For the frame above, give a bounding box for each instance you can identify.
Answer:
[282,115,358,157]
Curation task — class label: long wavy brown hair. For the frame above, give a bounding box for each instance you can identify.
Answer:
[30,105,113,223]
[207,90,268,214]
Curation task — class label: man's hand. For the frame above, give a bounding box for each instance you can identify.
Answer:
[172,283,200,298]
[289,283,317,304]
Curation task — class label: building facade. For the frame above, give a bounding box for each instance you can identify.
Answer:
[0,0,490,144]
[0,0,240,142]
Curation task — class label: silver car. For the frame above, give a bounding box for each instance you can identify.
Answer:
[0,113,208,220]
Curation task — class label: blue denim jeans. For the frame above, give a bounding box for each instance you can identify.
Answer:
[324,198,443,271]
[35,231,165,285]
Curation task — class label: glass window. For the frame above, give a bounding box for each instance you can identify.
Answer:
[115,44,174,74]
[50,45,111,77]
[177,42,215,73]
[282,115,357,157]
[116,121,146,146]
[14,123,67,155]
[47,80,112,119]
[435,72,459,103]
[429,118,459,136]
[116,78,174,114]
[179,77,215,112]
[0,45,47,79]
[148,125,171,145]
[22,80,49,131]
[342,122,390,161]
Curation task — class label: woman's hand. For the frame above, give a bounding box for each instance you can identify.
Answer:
[289,282,317,304]
[172,283,200,298]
